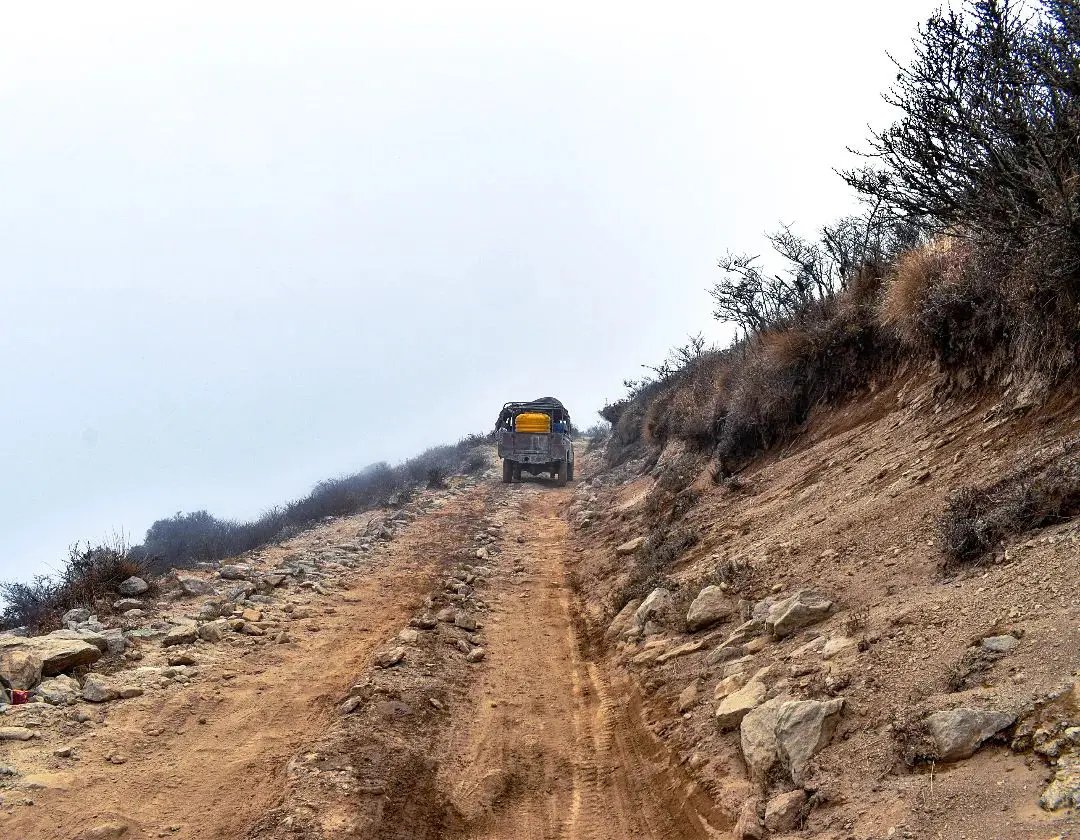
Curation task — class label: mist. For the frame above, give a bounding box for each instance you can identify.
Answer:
[0,1,940,579]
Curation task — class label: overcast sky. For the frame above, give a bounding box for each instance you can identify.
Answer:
[0,1,941,580]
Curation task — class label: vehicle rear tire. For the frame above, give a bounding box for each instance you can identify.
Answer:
[502,458,513,484]
[567,459,574,482]
[555,458,568,487]
[512,465,522,483]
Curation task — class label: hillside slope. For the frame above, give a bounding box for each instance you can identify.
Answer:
[570,372,1080,839]
[0,377,1078,839]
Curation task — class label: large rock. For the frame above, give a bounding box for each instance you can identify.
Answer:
[764,789,807,833]
[981,635,1020,654]
[633,588,672,630]
[715,680,767,731]
[766,590,833,638]
[218,565,251,581]
[686,586,734,632]
[775,698,844,783]
[615,537,645,556]
[49,629,108,654]
[0,727,35,741]
[117,576,149,596]
[82,673,118,703]
[161,625,199,647]
[0,648,43,690]
[923,708,1014,761]
[0,635,101,677]
[177,576,215,597]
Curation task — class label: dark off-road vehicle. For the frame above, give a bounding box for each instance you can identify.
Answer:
[495,397,575,485]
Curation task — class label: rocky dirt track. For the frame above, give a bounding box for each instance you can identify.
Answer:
[0,462,720,840]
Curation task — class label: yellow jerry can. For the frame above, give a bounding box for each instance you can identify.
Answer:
[514,412,551,433]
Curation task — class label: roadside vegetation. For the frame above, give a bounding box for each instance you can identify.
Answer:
[603,1,1080,484]
[0,435,491,631]
[0,539,146,633]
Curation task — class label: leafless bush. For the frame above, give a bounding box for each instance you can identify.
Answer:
[613,525,700,609]
[0,539,145,632]
[846,1,1080,383]
[940,440,1080,564]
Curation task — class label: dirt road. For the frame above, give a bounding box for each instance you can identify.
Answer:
[436,482,723,840]
[2,468,720,840]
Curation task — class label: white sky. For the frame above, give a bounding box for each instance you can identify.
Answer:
[0,0,941,579]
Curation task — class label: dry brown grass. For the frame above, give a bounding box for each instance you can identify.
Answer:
[642,351,730,450]
[879,238,965,344]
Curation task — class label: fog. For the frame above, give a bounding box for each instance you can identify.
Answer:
[0,1,940,579]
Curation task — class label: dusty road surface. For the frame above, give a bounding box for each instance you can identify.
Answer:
[3,465,720,840]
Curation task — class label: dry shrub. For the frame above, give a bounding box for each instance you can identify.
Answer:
[882,234,1080,388]
[941,439,1080,565]
[716,283,897,470]
[0,541,146,633]
[613,525,700,610]
[880,238,966,344]
[642,351,730,450]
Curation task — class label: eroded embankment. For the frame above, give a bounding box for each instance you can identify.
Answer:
[568,376,1080,840]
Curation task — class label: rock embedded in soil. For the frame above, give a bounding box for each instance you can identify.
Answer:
[678,682,699,713]
[733,798,763,839]
[821,636,857,660]
[714,673,747,701]
[605,599,642,640]
[715,680,767,731]
[775,697,845,784]
[162,626,199,647]
[615,537,645,556]
[923,708,1015,761]
[218,565,251,581]
[764,789,807,833]
[1041,753,1080,811]
[82,674,118,703]
[82,820,130,839]
[634,588,673,630]
[465,647,487,663]
[981,634,1020,653]
[374,646,406,668]
[113,598,143,612]
[766,590,833,638]
[177,576,215,597]
[117,576,149,596]
[686,585,735,632]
